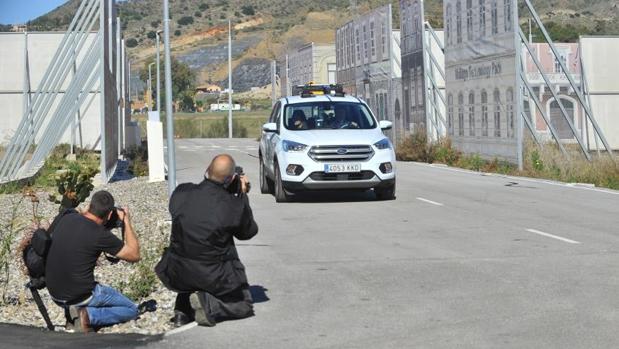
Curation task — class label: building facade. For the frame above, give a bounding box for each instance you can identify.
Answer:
[336,4,402,141]
[286,43,336,89]
[524,43,584,142]
[444,0,519,161]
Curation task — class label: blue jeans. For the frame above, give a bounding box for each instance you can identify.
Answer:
[84,284,138,327]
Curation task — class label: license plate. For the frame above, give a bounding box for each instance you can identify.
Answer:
[324,164,361,173]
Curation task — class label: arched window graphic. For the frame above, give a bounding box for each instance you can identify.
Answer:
[549,97,576,139]
[458,93,465,136]
[446,5,452,45]
[395,99,401,120]
[504,0,512,32]
[491,0,498,35]
[456,1,463,44]
[448,93,454,136]
[479,0,486,38]
[494,88,501,137]
[506,88,514,138]
[466,0,474,41]
[469,91,476,136]
[481,90,488,136]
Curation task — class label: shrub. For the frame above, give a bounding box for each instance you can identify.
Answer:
[174,29,182,36]
[199,3,209,11]
[126,38,138,48]
[150,20,161,28]
[146,30,156,39]
[395,132,435,162]
[48,162,98,212]
[177,16,194,26]
[194,11,202,18]
[241,5,255,16]
[124,144,149,177]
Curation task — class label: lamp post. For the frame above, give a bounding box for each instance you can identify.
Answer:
[163,0,176,195]
[148,62,155,111]
[228,19,233,138]
[156,29,162,113]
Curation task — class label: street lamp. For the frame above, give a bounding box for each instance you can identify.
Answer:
[156,29,162,113]
[148,62,155,112]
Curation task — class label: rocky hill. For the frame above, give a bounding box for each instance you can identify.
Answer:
[9,0,619,91]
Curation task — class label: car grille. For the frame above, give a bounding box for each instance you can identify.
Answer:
[308,145,374,162]
[309,171,375,181]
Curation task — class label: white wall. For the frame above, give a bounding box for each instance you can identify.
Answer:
[580,36,619,150]
[0,32,102,149]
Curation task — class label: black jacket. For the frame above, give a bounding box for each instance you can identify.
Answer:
[155,179,258,296]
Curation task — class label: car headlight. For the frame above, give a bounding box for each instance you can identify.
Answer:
[282,140,308,152]
[374,138,392,150]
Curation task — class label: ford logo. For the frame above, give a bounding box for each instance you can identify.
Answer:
[336,148,348,155]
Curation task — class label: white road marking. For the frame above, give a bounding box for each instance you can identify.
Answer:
[416,197,444,206]
[164,322,198,336]
[525,228,581,244]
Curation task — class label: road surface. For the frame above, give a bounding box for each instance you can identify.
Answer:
[148,138,619,349]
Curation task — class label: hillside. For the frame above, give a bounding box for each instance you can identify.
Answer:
[11,0,619,91]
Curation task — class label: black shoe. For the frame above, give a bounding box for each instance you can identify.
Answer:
[189,292,216,327]
[172,311,194,328]
[138,299,158,314]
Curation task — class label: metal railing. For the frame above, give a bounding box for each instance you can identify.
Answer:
[0,0,126,183]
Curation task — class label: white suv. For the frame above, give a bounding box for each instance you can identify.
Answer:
[259,87,396,202]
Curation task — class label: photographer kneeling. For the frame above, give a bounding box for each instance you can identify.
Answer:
[156,154,258,327]
[45,190,141,332]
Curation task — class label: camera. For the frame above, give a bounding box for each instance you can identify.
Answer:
[224,166,245,195]
[104,207,125,230]
[104,207,125,264]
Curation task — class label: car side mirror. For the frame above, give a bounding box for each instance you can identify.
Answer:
[262,122,278,133]
[379,120,393,130]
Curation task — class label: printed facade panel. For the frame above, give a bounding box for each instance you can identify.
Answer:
[400,0,426,135]
[336,4,401,141]
[444,0,519,161]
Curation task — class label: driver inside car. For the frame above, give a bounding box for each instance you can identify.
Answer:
[290,110,308,130]
[331,105,359,129]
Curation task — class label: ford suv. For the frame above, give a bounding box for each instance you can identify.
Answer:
[258,85,396,202]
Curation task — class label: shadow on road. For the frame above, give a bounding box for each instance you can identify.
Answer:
[0,323,162,349]
[284,190,377,203]
[249,285,270,303]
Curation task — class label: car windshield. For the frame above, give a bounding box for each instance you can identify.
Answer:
[283,102,377,131]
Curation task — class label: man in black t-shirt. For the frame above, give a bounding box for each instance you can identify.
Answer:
[46,190,141,332]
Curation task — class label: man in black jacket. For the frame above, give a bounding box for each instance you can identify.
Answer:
[156,154,259,327]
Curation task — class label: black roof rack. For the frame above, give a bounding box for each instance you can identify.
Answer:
[294,83,345,98]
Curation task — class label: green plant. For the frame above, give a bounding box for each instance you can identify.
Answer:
[531,150,544,172]
[48,162,98,212]
[395,132,435,162]
[126,38,138,48]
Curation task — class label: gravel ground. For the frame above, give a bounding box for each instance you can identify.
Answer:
[0,177,178,335]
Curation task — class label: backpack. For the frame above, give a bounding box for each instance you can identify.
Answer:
[22,209,77,290]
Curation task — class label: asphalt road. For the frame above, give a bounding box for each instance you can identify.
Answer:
[147,138,619,349]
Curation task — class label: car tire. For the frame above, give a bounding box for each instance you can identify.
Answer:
[274,162,291,203]
[375,182,396,201]
[259,157,273,194]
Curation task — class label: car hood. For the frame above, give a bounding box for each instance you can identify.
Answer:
[284,129,386,146]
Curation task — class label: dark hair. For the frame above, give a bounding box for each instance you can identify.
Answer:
[89,191,115,219]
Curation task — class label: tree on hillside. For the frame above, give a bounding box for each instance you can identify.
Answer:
[140,57,196,111]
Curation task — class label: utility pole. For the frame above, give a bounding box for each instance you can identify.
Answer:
[156,30,162,113]
[163,0,176,195]
[228,19,233,138]
[271,60,277,106]
[148,62,155,111]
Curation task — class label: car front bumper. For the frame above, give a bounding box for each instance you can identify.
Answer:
[278,148,396,192]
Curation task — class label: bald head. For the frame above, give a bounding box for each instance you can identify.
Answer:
[206,154,236,183]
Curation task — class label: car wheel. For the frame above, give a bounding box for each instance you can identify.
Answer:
[274,162,291,203]
[259,157,273,194]
[375,182,396,201]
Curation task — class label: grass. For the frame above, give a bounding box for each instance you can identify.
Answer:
[396,133,619,190]
[135,111,269,139]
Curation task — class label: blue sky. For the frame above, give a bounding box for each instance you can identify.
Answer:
[0,0,69,24]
